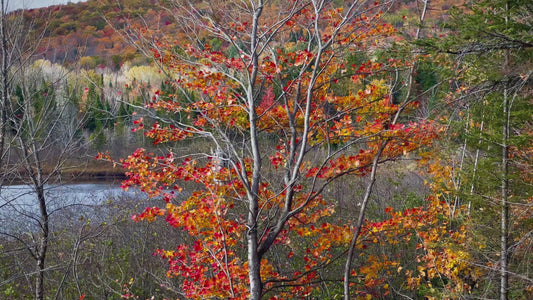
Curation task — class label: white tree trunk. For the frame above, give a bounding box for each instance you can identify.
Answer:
[500,85,509,300]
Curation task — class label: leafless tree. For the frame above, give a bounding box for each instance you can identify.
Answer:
[0,3,90,299]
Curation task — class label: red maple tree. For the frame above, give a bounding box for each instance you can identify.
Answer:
[98,1,452,298]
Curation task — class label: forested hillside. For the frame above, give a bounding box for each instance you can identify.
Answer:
[0,0,531,299]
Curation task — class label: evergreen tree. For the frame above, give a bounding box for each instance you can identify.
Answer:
[424,0,532,298]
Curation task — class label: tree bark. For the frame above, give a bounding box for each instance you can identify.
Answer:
[500,3,510,298]
[247,2,264,299]
[0,0,8,181]
[500,84,509,300]
[35,185,49,300]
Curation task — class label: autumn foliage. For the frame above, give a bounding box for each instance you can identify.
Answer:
[96,0,479,299]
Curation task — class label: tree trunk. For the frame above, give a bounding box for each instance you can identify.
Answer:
[35,185,49,300]
[21,128,50,300]
[500,85,509,300]
[0,0,8,178]
[343,144,385,300]
[500,3,510,298]
[247,3,263,299]
[247,217,262,300]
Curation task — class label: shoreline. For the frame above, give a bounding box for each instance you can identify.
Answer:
[2,169,127,186]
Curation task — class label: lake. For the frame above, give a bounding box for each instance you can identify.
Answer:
[0,183,142,232]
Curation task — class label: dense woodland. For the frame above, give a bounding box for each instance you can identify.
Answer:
[0,0,531,299]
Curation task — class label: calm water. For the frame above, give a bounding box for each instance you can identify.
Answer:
[0,183,130,208]
[0,183,141,232]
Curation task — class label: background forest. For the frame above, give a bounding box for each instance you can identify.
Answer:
[0,0,531,299]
